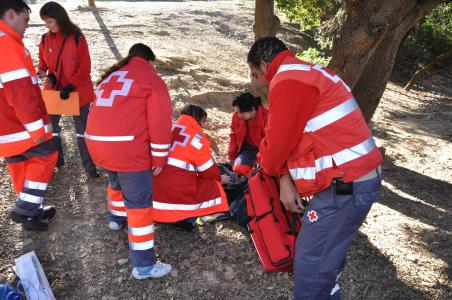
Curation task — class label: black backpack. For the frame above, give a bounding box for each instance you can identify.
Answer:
[218,163,250,228]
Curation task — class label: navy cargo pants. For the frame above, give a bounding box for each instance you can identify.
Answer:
[294,170,382,300]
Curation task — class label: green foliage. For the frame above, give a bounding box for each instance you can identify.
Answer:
[404,3,452,56]
[297,47,331,66]
[275,0,341,31]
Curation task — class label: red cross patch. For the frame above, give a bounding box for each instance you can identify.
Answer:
[95,70,133,107]
[170,124,190,151]
[307,210,318,222]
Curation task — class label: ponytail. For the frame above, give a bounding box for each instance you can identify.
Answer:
[97,56,132,85]
[97,43,156,85]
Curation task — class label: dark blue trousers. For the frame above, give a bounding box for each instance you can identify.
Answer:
[108,170,156,267]
[294,172,382,300]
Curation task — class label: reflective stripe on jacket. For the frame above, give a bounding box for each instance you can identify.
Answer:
[85,56,172,171]
[266,53,382,196]
[152,115,228,222]
[0,21,52,157]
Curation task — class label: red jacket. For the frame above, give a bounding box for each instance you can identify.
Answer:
[228,105,268,161]
[152,115,228,222]
[259,50,382,196]
[85,57,172,172]
[38,32,95,107]
[0,21,52,157]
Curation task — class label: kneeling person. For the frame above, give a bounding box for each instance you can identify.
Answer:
[228,92,268,176]
[152,104,229,228]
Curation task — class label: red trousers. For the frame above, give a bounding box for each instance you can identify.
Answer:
[5,141,57,216]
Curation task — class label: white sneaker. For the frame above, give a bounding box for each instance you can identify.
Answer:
[108,221,121,231]
[132,262,172,279]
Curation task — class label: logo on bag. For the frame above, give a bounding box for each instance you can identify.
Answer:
[307,210,318,222]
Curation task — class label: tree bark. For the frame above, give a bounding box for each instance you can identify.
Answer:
[328,0,442,122]
[88,0,95,7]
[254,0,280,40]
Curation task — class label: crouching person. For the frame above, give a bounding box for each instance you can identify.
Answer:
[152,104,229,230]
[85,43,173,279]
[228,92,268,176]
[1,0,57,231]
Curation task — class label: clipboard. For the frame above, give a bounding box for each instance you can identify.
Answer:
[41,90,80,116]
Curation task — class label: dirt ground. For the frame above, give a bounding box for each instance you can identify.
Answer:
[0,1,451,299]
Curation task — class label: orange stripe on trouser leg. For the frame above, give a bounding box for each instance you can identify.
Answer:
[233,164,253,176]
[107,185,123,201]
[107,184,127,215]
[128,233,155,243]
[6,161,27,194]
[25,152,58,184]
[127,207,154,248]
[126,207,154,227]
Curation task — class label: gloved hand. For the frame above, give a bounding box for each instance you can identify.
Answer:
[60,83,75,100]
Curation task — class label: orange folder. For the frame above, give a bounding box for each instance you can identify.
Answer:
[41,90,80,116]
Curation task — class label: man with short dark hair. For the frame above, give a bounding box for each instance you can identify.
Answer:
[248,37,382,299]
[0,0,58,231]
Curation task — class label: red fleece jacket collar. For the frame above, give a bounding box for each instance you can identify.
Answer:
[264,50,295,82]
[0,20,23,45]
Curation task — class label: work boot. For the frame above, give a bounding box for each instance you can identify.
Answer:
[9,211,49,231]
[132,262,172,279]
[41,206,56,221]
[9,206,56,231]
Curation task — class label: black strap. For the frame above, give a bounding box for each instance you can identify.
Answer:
[54,37,67,89]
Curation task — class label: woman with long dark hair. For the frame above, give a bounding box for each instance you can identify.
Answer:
[37,1,98,177]
[85,43,173,279]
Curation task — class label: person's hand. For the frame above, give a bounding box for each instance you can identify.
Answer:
[152,166,163,176]
[221,174,232,185]
[60,83,75,100]
[33,136,46,144]
[279,174,303,213]
[37,69,46,80]
[229,160,235,167]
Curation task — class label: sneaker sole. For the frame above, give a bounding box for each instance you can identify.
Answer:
[132,267,172,279]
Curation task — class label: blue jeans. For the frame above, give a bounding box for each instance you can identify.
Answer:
[294,171,382,300]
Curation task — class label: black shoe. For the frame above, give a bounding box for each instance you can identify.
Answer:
[40,206,56,221]
[88,168,100,178]
[170,221,195,232]
[9,211,49,231]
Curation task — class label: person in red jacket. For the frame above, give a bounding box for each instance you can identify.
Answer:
[0,0,57,231]
[228,92,268,176]
[85,43,172,280]
[152,104,229,230]
[247,37,382,300]
[37,2,98,177]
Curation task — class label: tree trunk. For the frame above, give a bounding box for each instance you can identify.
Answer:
[254,0,280,40]
[328,0,442,122]
[88,0,95,7]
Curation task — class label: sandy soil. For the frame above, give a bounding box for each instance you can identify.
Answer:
[0,1,450,299]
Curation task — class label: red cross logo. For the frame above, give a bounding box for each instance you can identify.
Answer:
[307,210,318,222]
[95,71,133,107]
[170,125,190,151]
